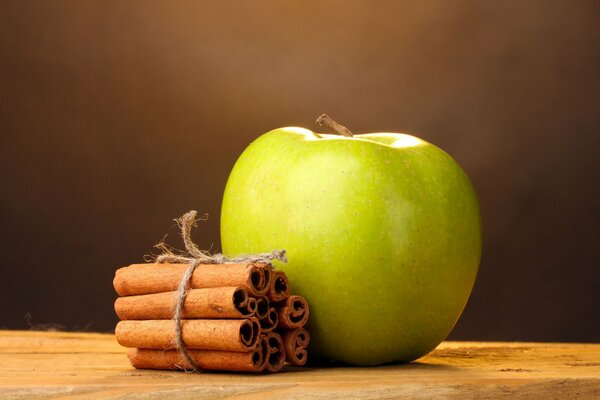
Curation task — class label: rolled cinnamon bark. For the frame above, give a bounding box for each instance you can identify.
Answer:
[257,334,270,371]
[264,332,286,372]
[255,296,270,319]
[127,343,267,372]
[113,262,272,297]
[281,327,310,366]
[116,318,261,352]
[114,287,257,320]
[266,270,290,302]
[259,307,279,333]
[275,295,309,329]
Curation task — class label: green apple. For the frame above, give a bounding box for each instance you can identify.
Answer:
[220,119,481,366]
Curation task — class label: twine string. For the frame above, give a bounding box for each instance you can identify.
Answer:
[154,210,287,372]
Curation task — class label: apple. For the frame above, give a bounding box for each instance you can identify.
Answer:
[220,116,482,366]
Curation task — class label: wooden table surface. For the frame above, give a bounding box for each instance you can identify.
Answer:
[1,330,599,399]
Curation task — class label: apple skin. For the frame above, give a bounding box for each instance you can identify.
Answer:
[220,127,482,366]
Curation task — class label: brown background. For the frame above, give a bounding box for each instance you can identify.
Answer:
[1,1,598,341]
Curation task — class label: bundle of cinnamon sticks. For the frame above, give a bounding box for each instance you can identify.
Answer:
[113,262,310,372]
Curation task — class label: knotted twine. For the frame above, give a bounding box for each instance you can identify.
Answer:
[153,210,287,372]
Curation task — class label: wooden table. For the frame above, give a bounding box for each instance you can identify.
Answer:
[1,330,599,399]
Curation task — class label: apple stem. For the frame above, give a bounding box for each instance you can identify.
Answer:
[316,114,354,137]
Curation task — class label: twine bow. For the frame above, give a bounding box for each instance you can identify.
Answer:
[154,210,287,372]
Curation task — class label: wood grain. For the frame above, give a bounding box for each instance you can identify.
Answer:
[0,330,598,399]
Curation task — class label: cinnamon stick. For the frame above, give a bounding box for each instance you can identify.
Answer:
[114,287,257,320]
[116,318,261,352]
[127,340,268,372]
[264,332,286,372]
[275,295,309,329]
[113,262,272,297]
[259,307,279,333]
[267,270,290,302]
[281,328,310,366]
[255,296,269,319]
